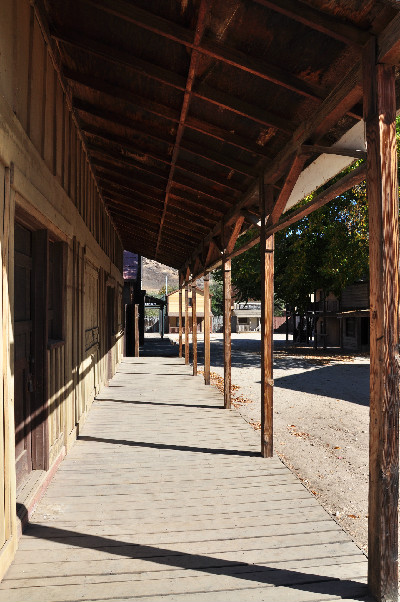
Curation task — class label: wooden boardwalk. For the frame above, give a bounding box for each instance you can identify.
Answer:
[1,341,371,602]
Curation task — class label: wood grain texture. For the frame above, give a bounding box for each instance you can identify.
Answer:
[363,38,399,602]
[203,275,210,386]
[191,283,197,376]
[178,288,183,358]
[184,285,189,365]
[223,257,231,409]
[0,349,369,601]
[260,181,274,458]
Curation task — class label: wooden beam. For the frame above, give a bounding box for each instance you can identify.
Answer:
[363,39,399,602]
[183,61,363,279]
[82,0,328,101]
[92,157,167,187]
[55,29,295,133]
[85,121,258,178]
[203,274,211,386]
[75,99,175,147]
[252,0,370,47]
[223,256,232,409]
[224,215,245,255]
[193,83,296,133]
[156,0,219,260]
[192,283,197,376]
[134,304,139,357]
[66,69,274,158]
[265,163,367,237]
[241,209,261,229]
[91,141,244,195]
[204,239,220,269]
[377,12,400,66]
[185,285,190,365]
[266,153,308,226]
[108,204,206,242]
[200,162,368,275]
[179,288,183,359]
[172,175,236,205]
[301,144,366,160]
[95,168,166,196]
[260,180,274,458]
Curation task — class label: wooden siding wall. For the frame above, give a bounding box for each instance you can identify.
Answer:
[0,0,124,580]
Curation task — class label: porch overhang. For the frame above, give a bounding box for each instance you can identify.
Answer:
[36,0,400,277]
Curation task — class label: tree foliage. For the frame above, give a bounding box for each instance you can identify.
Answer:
[210,280,223,316]
[213,169,369,311]
[274,179,369,310]
[210,117,400,312]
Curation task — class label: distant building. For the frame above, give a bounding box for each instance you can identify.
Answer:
[167,287,212,333]
[313,281,369,351]
[231,301,261,333]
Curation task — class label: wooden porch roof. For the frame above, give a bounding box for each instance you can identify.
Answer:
[39,0,400,273]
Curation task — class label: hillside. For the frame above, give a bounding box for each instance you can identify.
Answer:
[142,258,179,293]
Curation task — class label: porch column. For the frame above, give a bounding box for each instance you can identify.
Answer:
[192,282,197,375]
[260,180,274,458]
[203,274,211,385]
[185,284,189,365]
[134,304,139,357]
[223,255,231,409]
[178,287,183,358]
[363,39,399,601]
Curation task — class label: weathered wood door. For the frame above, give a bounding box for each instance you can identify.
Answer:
[14,223,34,489]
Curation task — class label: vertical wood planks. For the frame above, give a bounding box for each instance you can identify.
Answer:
[363,39,400,602]
[2,166,16,550]
[192,282,197,376]
[223,256,231,409]
[0,165,5,549]
[260,179,274,458]
[203,274,210,385]
[178,287,183,358]
[185,284,189,365]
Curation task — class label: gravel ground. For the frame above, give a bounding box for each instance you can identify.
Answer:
[169,332,370,553]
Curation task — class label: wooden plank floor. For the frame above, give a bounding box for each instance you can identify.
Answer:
[1,341,372,601]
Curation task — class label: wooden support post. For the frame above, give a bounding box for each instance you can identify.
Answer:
[223,255,231,409]
[363,39,399,602]
[192,283,197,375]
[178,287,183,358]
[203,274,211,385]
[134,304,139,357]
[260,179,274,458]
[184,284,189,365]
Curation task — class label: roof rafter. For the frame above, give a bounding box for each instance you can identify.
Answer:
[53,29,297,133]
[82,119,257,179]
[104,194,213,231]
[109,204,206,242]
[89,143,245,194]
[82,0,328,102]
[65,69,274,158]
[252,0,370,47]
[183,61,364,277]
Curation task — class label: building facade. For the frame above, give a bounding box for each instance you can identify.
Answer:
[0,0,124,579]
[167,288,212,333]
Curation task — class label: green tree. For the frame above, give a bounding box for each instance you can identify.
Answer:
[210,280,223,316]
[212,172,369,312]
